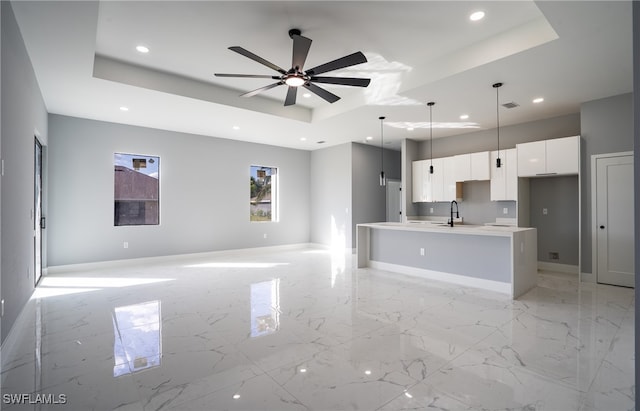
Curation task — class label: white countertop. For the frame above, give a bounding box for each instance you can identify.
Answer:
[358,222,535,237]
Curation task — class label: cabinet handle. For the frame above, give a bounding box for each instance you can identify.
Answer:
[535,172,558,176]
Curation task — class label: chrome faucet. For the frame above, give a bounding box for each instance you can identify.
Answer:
[449,200,459,227]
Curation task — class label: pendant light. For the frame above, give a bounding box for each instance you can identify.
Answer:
[493,82,503,168]
[379,116,386,186]
[427,101,435,174]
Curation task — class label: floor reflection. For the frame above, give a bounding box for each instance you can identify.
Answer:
[250,279,280,338]
[113,300,162,377]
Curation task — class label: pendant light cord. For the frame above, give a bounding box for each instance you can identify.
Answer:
[493,82,503,167]
[429,104,433,167]
[427,102,435,174]
[496,86,500,155]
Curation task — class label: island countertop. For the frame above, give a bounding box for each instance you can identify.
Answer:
[358,222,535,237]
[356,222,538,299]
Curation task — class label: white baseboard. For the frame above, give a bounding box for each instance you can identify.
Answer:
[367,260,511,296]
[538,261,579,274]
[47,243,317,274]
[580,272,596,283]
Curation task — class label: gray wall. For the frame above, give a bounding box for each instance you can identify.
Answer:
[417,113,580,159]
[47,115,310,266]
[410,114,581,260]
[580,93,634,273]
[417,181,517,225]
[530,176,579,265]
[1,2,49,343]
[402,139,420,219]
[310,143,351,248]
[632,0,639,398]
[351,142,400,248]
[309,142,401,249]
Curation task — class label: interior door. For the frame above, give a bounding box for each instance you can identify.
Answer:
[386,180,402,222]
[595,154,634,287]
[34,138,43,286]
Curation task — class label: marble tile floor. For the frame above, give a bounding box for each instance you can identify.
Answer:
[0,245,634,410]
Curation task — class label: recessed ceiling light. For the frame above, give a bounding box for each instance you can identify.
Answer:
[299,368,307,373]
[460,114,469,120]
[533,97,544,104]
[470,11,485,21]
[404,392,413,399]
[232,394,241,400]
[366,136,373,141]
[407,127,414,131]
[303,93,311,98]
[364,370,372,375]
[119,106,129,111]
[136,45,149,54]
[300,137,307,141]
[232,126,240,130]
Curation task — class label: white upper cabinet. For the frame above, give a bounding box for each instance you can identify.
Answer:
[546,136,580,175]
[412,160,425,202]
[517,136,579,177]
[455,151,490,182]
[413,157,455,202]
[490,148,517,201]
[454,154,471,182]
[442,156,457,202]
[470,151,490,180]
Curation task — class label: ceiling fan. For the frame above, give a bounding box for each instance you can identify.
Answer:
[215,29,371,106]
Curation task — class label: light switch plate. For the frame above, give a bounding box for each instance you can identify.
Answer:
[543,208,548,215]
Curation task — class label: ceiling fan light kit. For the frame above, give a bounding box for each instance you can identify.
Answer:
[215,29,371,106]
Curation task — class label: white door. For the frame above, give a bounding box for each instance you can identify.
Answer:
[386,180,402,222]
[595,154,634,287]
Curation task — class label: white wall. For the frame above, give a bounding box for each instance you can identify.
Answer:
[309,143,351,248]
[1,2,48,343]
[47,115,310,266]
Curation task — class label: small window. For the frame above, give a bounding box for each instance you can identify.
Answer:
[114,153,159,226]
[250,165,278,222]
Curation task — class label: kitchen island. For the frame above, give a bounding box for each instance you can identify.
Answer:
[356,222,537,299]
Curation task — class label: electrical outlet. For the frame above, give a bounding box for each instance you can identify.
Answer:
[549,252,559,260]
[429,208,434,214]
[123,242,128,249]
[503,207,508,215]
[420,248,425,256]
[543,208,548,215]
[263,233,267,239]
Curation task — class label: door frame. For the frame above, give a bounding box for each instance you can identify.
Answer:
[34,137,43,286]
[591,151,634,284]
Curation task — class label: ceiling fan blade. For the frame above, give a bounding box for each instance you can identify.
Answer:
[303,82,340,104]
[229,46,287,74]
[284,86,297,106]
[310,76,371,87]
[240,81,284,98]
[306,51,368,76]
[215,73,281,79]
[291,34,312,71]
